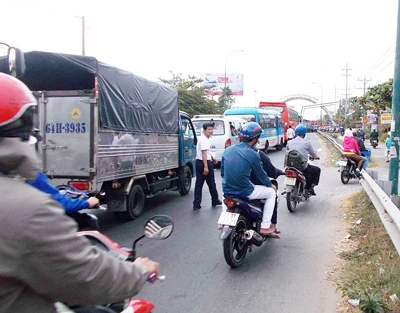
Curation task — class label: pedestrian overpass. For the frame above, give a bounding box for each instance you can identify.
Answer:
[279,94,338,126]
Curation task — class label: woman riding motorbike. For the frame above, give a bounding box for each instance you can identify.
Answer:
[342,129,364,177]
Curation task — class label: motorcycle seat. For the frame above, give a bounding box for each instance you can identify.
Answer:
[224,193,265,205]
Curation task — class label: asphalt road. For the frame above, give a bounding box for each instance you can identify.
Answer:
[94,133,363,313]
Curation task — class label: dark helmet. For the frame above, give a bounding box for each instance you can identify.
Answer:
[295,124,307,136]
[0,73,36,141]
[240,122,263,142]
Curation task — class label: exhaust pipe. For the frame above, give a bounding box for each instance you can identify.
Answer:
[244,230,263,246]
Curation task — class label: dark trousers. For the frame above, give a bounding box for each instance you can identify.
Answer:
[303,164,321,188]
[193,159,219,207]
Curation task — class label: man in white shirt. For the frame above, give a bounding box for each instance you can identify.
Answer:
[193,123,222,210]
[286,124,295,142]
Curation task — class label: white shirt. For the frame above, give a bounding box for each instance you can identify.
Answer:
[196,135,212,160]
[287,128,295,139]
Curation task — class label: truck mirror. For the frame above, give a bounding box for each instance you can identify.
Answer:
[8,47,26,78]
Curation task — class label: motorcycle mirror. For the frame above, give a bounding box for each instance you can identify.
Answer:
[7,46,26,78]
[143,215,174,240]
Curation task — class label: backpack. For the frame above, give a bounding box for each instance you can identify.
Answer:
[284,150,309,171]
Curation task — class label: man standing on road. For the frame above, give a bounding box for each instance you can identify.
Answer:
[193,123,222,210]
[286,124,295,142]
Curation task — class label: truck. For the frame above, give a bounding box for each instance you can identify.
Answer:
[0,50,197,220]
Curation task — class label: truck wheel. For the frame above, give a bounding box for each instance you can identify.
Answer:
[179,165,192,195]
[120,184,145,221]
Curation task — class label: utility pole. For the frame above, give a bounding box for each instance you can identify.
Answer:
[355,76,371,130]
[356,76,372,94]
[389,0,400,197]
[342,63,352,118]
[333,85,339,101]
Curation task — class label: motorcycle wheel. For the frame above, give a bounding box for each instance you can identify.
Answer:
[223,215,248,268]
[286,183,298,212]
[341,169,350,184]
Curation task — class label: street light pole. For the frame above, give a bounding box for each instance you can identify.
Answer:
[312,82,324,122]
[224,50,244,110]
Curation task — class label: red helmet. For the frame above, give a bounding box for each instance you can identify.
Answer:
[0,73,36,140]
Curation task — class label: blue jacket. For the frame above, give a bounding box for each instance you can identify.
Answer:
[27,172,89,213]
[221,142,271,196]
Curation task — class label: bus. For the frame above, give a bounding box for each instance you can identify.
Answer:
[259,101,300,145]
[224,107,284,152]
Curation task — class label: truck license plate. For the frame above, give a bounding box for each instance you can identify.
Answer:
[217,211,240,226]
[284,177,296,186]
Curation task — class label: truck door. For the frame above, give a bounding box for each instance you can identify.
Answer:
[179,114,197,167]
[39,91,93,178]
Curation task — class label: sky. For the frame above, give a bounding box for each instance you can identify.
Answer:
[1,0,398,119]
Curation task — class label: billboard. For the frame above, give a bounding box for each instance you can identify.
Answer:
[380,112,392,124]
[201,73,244,96]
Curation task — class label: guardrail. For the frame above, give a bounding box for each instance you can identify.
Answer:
[318,131,400,255]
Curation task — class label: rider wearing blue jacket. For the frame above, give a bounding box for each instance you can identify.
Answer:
[27,171,98,213]
[221,122,279,238]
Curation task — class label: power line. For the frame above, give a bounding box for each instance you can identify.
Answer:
[371,59,395,79]
[366,44,395,74]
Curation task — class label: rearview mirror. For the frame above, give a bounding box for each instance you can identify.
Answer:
[144,215,174,240]
[8,47,26,78]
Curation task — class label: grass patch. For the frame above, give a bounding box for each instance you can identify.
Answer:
[335,191,400,312]
[319,134,342,167]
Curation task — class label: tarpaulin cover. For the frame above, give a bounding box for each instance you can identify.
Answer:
[0,51,179,134]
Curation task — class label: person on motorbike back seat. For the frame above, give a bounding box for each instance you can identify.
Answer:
[221,122,279,238]
[352,130,369,170]
[357,129,365,140]
[25,132,100,213]
[286,124,321,196]
[342,128,364,177]
[250,146,284,234]
[0,73,159,313]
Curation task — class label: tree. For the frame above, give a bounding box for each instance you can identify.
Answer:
[333,78,393,127]
[217,87,235,111]
[159,71,223,117]
[359,78,393,113]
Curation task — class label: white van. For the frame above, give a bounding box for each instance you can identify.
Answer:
[191,115,246,162]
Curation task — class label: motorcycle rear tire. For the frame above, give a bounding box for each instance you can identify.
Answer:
[341,169,350,184]
[223,215,249,268]
[286,183,298,212]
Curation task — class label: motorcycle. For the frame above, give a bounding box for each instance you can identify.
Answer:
[58,215,174,313]
[283,148,321,212]
[217,192,278,268]
[371,138,378,148]
[56,184,105,231]
[337,154,361,184]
